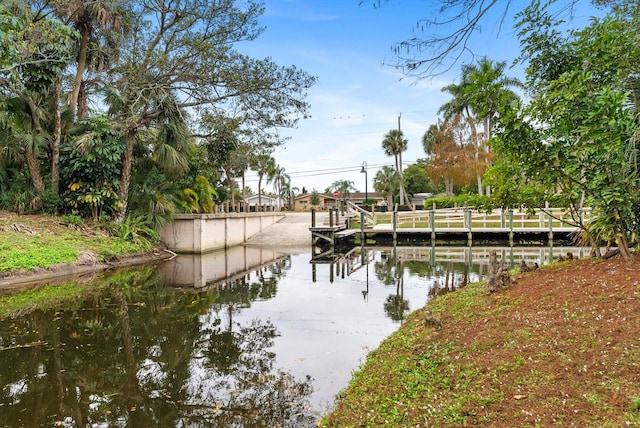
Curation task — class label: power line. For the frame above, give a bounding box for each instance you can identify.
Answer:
[284,162,392,177]
[243,160,421,183]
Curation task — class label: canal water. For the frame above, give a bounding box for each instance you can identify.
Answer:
[0,245,586,427]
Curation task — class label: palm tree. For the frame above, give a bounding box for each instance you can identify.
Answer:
[234,143,253,211]
[53,0,130,118]
[438,58,521,196]
[284,183,299,210]
[270,164,289,210]
[438,66,478,142]
[464,57,522,196]
[201,115,241,208]
[0,96,48,196]
[465,57,523,141]
[250,153,276,211]
[373,166,399,208]
[381,129,408,204]
[105,87,189,222]
[326,180,356,200]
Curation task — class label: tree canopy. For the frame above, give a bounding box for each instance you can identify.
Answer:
[490,1,640,259]
[0,0,316,225]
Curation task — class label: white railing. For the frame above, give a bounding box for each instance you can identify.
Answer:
[369,207,591,232]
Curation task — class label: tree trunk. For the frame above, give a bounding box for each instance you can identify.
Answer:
[69,31,89,117]
[50,78,62,194]
[464,108,477,143]
[445,178,454,198]
[477,175,483,196]
[77,81,89,119]
[25,150,45,194]
[116,129,136,223]
[225,166,235,209]
[616,230,631,261]
[242,171,246,212]
[20,90,45,195]
[257,175,263,212]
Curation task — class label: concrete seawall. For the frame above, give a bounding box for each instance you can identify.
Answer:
[160,212,285,253]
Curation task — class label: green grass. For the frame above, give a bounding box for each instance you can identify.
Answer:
[0,214,155,272]
[0,234,79,270]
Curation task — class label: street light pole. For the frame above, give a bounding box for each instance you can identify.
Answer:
[360,161,368,212]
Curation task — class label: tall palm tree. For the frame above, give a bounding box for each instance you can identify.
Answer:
[465,57,522,196]
[381,129,408,204]
[438,66,478,142]
[53,0,130,118]
[438,58,521,196]
[465,57,523,141]
[270,164,289,210]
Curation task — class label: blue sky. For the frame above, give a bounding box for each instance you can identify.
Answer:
[239,0,594,194]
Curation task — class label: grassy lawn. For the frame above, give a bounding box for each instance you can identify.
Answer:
[0,212,154,272]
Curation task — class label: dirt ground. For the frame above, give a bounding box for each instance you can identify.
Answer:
[457,254,640,426]
[323,253,640,427]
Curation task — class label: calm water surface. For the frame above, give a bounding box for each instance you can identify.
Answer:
[0,245,585,427]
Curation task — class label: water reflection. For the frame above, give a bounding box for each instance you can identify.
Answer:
[0,267,316,427]
[159,245,289,289]
[0,245,586,426]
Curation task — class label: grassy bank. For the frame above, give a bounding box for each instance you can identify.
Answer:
[0,211,156,273]
[321,256,640,427]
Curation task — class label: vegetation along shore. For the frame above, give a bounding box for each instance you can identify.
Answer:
[2,1,640,426]
[321,254,640,427]
[1,216,639,426]
[0,211,170,291]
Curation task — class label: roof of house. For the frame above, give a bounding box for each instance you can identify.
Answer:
[294,191,384,200]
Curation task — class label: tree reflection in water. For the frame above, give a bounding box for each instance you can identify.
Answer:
[1,246,564,426]
[375,248,411,323]
[0,263,316,427]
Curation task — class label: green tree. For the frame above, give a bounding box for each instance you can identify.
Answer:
[0,1,77,197]
[403,163,434,199]
[492,2,640,259]
[326,180,356,200]
[309,190,321,208]
[250,153,276,210]
[373,165,399,207]
[199,114,241,207]
[60,116,124,220]
[381,128,408,204]
[51,0,130,119]
[270,164,289,211]
[438,70,478,143]
[464,57,523,142]
[438,58,521,196]
[0,96,48,198]
[102,0,315,222]
[421,123,440,156]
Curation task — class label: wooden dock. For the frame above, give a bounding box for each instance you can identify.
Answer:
[310,208,358,247]
[310,206,589,248]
